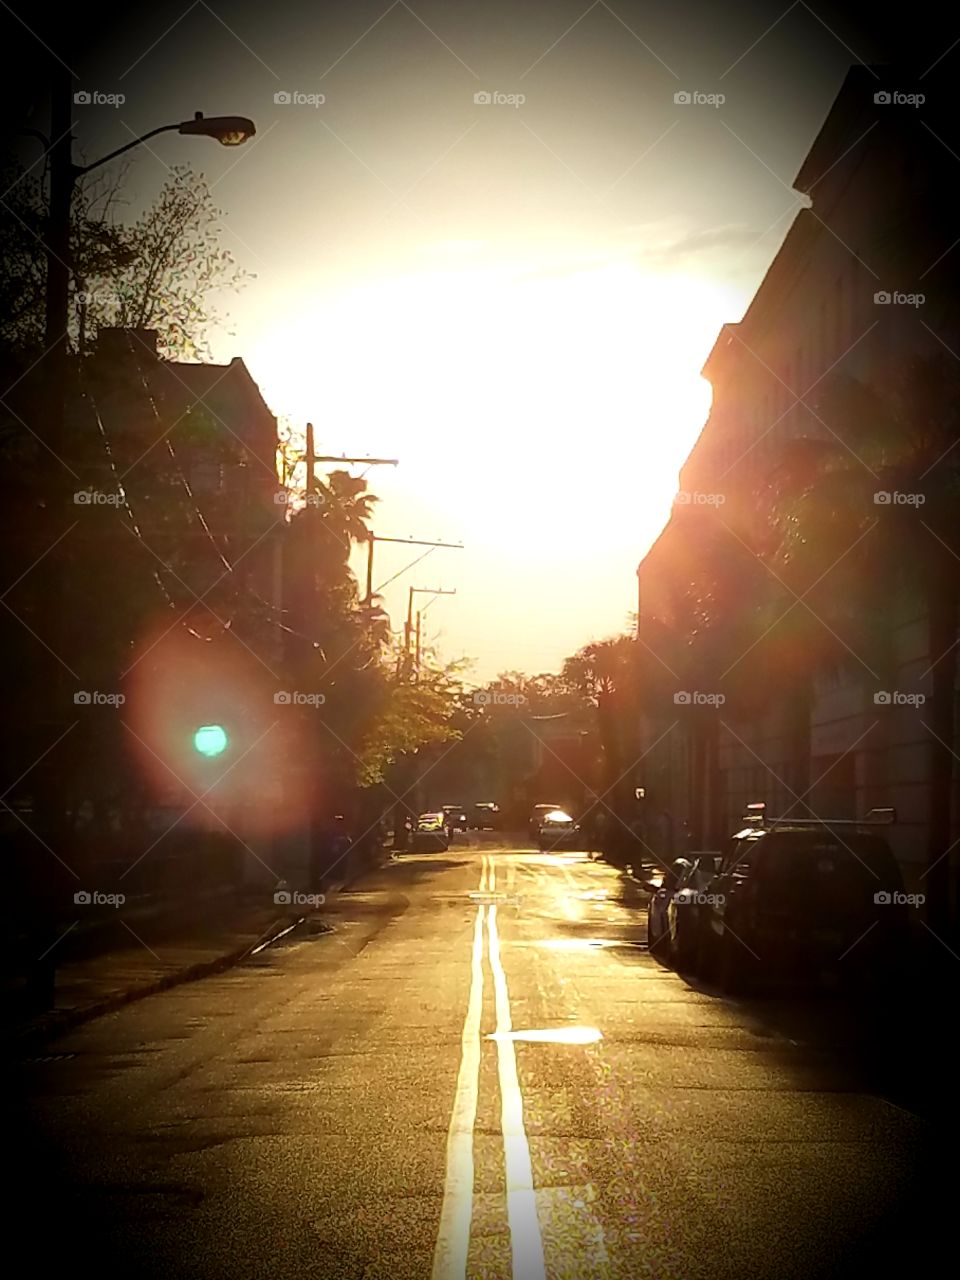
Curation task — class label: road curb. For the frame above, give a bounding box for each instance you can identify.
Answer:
[1,913,295,1055]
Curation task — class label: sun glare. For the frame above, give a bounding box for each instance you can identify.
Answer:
[252,257,718,495]
[248,253,726,669]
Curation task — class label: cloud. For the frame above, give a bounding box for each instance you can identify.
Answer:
[629,224,763,266]
[509,226,765,286]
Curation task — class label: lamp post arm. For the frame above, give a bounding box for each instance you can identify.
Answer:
[74,123,181,178]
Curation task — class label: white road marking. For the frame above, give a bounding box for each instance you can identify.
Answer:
[488,904,547,1280]
[431,866,487,1280]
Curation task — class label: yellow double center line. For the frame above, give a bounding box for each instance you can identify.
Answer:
[432,854,546,1280]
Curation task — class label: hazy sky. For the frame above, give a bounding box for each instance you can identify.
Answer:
[7,2,955,680]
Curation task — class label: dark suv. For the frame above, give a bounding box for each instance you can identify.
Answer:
[695,810,909,993]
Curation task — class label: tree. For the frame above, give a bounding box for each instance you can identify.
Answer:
[0,159,133,354]
[561,635,640,852]
[0,158,250,359]
[81,164,252,359]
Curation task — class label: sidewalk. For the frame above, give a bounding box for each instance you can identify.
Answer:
[0,856,381,1054]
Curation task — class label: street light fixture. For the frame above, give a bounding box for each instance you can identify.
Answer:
[178,112,256,145]
[72,111,256,181]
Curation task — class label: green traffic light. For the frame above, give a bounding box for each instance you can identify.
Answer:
[194,724,228,757]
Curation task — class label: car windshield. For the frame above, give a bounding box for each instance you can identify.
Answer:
[543,810,573,824]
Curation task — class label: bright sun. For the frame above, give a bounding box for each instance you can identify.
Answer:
[246,253,726,669]
[252,257,717,514]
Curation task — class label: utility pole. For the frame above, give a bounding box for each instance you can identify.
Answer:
[305,422,316,503]
[401,587,455,679]
[295,423,398,506]
[365,535,462,607]
[37,61,75,789]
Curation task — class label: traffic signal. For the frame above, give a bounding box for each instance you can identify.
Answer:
[193,724,228,757]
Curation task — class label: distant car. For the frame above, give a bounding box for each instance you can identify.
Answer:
[528,803,563,840]
[695,813,907,993]
[537,809,582,852]
[441,805,468,835]
[410,812,449,853]
[470,802,500,830]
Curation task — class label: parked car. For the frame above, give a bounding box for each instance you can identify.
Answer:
[410,813,449,853]
[667,853,721,967]
[470,802,500,830]
[642,853,720,966]
[537,809,582,852]
[642,861,681,955]
[441,805,468,836]
[528,803,563,840]
[695,808,907,993]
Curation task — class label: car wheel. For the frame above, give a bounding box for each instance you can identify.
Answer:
[648,913,668,957]
[673,916,695,971]
[695,923,720,982]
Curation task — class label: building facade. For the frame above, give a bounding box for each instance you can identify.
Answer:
[637,65,960,910]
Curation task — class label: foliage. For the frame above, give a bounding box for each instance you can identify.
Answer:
[82,164,253,359]
[0,157,250,359]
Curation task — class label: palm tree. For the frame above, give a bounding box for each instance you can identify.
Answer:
[761,353,960,934]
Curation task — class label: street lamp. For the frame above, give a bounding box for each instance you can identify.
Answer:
[69,112,256,185]
[177,113,255,145]
[37,63,257,835]
[47,108,256,349]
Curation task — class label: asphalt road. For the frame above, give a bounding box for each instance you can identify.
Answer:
[1,838,950,1279]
